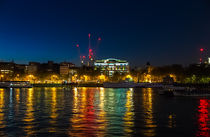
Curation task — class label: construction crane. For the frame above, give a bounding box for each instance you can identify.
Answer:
[74,33,102,66]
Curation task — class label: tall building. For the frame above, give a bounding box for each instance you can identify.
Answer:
[39,61,59,74]
[208,57,210,64]
[94,58,129,77]
[26,62,40,74]
[59,62,75,76]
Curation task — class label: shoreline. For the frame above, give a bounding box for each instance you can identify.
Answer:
[32,83,103,87]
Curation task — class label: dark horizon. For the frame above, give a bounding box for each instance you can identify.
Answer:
[0,0,210,66]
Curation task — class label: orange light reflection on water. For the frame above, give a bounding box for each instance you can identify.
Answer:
[142,88,157,137]
[23,88,35,136]
[15,89,20,115]
[49,87,59,133]
[69,87,107,137]
[98,87,106,133]
[0,89,5,129]
[50,87,58,120]
[123,89,134,134]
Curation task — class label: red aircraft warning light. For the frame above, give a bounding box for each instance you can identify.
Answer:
[200,48,204,52]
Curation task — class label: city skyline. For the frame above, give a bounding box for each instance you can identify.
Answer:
[0,0,210,66]
[0,1,209,137]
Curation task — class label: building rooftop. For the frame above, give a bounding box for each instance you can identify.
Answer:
[95,58,128,63]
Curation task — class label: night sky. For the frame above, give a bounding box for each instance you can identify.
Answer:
[0,0,210,66]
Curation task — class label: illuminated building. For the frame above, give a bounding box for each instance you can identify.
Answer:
[208,57,210,64]
[59,62,75,76]
[26,62,40,74]
[59,65,69,76]
[94,58,129,76]
[0,62,15,80]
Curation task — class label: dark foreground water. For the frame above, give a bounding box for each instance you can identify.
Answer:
[0,87,209,137]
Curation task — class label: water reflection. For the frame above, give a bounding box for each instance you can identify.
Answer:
[69,88,135,136]
[104,88,127,136]
[0,87,208,137]
[196,99,209,137]
[70,87,108,136]
[98,87,106,134]
[123,89,134,134]
[168,113,176,128]
[23,88,35,136]
[49,87,58,132]
[0,89,5,129]
[15,88,20,114]
[50,87,57,119]
[9,88,13,121]
[142,88,157,137]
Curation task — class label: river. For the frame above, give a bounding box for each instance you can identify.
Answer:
[0,87,209,137]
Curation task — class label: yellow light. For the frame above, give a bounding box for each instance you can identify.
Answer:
[51,75,58,78]
[26,75,35,83]
[144,74,151,83]
[28,75,34,78]
[74,87,78,92]
[83,75,88,81]
[169,74,176,82]
[126,75,133,79]
[98,75,106,81]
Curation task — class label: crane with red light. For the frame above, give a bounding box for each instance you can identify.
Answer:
[74,43,86,65]
[199,48,203,64]
[199,48,208,64]
[74,33,102,66]
[200,48,204,63]
[95,37,101,59]
[87,33,102,66]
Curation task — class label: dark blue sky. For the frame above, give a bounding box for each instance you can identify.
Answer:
[0,0,210,66]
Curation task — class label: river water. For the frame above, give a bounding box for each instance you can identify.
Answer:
[0,87,209,137]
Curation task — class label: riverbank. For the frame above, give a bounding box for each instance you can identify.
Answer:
[173,83,210,90]
[32,82,210,88]
[32,83,103,87]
